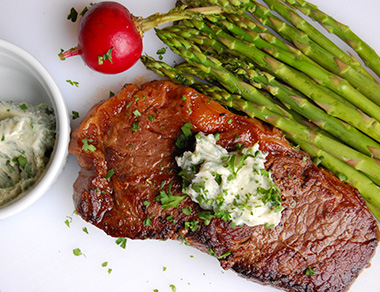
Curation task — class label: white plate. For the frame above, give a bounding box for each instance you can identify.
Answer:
[0,0,378,291]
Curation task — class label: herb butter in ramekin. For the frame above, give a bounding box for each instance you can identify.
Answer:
[0,101,55,205]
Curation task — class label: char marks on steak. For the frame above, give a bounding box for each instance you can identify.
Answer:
[69,80,379,292]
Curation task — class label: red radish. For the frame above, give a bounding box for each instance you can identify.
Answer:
[60,1,222,74]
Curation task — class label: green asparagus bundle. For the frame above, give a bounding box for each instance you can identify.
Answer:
[140,0,380,220]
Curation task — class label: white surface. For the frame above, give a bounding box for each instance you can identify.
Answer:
[0,0,379,291]
[0,39,70,219]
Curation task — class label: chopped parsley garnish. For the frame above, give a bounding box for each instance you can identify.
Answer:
[98,46,114,65]
[156,183,186,210]
[20,103,28,110]
[214,209,231,222]
[64,216,72,228]
[156,48,167,55]
[213,172,222,186]
[169,284,176,292]
[116,237,127,249]
[198,211,214,225]
[178,235,190,246]
[258,184,283,213]
[73,248,83,256]
[175,122,193,149]
[12,156,27,168]
[82,138,96,152]
[126,101,132,109]
[131,121,139,131]
[264,222,275,229]
[67,7,78,22]
[133,110,142,117]
[71,111,79,120]
[80,6,88,16]
[184,220,199,231]
[143,215,152,226]
[82,227,89,234]
[101,260,112,273]
[182,207,192,215]
[191,181,205,194]
[217,250,231,259]
[104,169,115,179]
[166,215,176,223]
[305,266,316,276]
[181,123,193,137]
[66,80,79,87]
[156,47,167,60]
[148,115,155,121]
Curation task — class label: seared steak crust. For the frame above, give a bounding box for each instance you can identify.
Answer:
[69,80,379,292]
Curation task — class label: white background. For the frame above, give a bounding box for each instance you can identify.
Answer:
[1,0,380,291]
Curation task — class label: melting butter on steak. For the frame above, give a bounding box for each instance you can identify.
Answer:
[69,80,379,292]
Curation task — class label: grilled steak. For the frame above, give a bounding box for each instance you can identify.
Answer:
[69,80,379,292]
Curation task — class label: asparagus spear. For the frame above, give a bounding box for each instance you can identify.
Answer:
[177,20,380,142]
[283,0,380,79]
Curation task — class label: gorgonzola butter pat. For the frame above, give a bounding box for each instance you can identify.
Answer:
[176,132,283,228]
[0,101,55,205]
